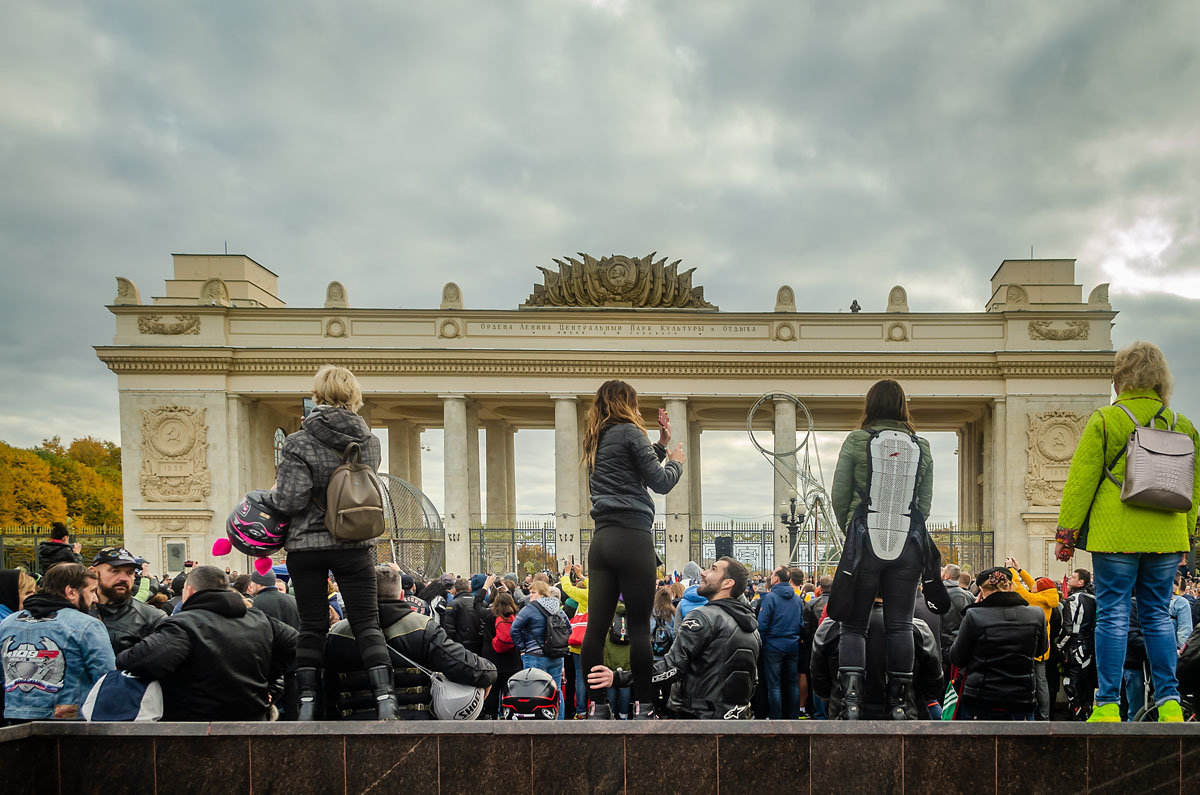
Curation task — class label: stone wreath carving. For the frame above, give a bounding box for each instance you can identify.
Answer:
[138,315,201,335]
[139,406,211,502]
[522,253,717,309]
[1029,320,1089,341]
[1024,410,1086,505]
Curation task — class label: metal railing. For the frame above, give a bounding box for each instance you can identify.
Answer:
[1,526,125,575]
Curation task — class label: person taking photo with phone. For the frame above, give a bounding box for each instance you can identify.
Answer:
[579,379,684,719]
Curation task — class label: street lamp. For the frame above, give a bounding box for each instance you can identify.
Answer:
[779,494,805,567]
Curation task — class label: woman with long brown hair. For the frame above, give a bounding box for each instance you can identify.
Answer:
[580,379,685,719]
[827,379,942,720]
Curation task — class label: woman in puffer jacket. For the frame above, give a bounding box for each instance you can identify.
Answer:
[263,365,395,720]
[580,380,685,719]
[511,580,568,719]
[1056,341,1200,723]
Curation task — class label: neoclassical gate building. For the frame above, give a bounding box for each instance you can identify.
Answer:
[97,253,1115,577]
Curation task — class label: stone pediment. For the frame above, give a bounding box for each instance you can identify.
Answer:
[521,253,717,310]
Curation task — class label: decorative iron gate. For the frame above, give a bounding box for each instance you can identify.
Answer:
[689,521,775,573]
[470,520,557,576]
[928,523,994,574]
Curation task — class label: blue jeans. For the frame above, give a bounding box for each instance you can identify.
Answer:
[764,647,800,719]
[521,654,565,720]
[607,686,632,719]
[571,653,586,713]
[1122,666,1146,719]
[1091,552,1180,707]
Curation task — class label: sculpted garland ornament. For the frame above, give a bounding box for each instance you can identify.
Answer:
[138,315,201,335]
[521,253,717,310]
[1029,320,1089,341]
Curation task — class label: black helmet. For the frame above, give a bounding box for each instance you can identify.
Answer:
[500,667,558,720]
[224,490,289,558]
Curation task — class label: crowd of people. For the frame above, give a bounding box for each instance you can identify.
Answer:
[2,341,1197,724]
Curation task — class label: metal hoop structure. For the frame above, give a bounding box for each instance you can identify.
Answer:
[746,393,844,568]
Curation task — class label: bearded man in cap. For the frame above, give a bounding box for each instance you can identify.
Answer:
[90,547,164,654]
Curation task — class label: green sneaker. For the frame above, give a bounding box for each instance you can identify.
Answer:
[1157,700,1183,723]
[1087,703,1121,723]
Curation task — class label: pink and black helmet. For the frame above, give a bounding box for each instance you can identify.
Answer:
[223,490,289,558]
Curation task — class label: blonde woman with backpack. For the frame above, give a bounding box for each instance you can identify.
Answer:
[1056,341,1200,722]
[263,365,395,720]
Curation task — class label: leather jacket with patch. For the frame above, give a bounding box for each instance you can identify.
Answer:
[614,597,761,719]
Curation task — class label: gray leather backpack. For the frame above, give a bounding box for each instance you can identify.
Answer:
[1104,404,1195,513]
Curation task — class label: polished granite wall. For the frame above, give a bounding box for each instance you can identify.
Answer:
[1,720,1196,795]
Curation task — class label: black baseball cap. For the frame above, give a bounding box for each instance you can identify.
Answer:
[92,547,139,567]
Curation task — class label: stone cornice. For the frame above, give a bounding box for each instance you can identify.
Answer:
[95,347,1115,379]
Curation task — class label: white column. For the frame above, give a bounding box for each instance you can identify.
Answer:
[773,396,798,569]
[577,402,592,528]
[665,397,690,571]
[688,420,703,529]
[466,401,481,528]
[553,396,582,570]
[505,426,517,526]
[386,420,411,480]
[485,421,509,527]
[988,398,1008,565]
[441,395,472,575]
[408,427,423,490]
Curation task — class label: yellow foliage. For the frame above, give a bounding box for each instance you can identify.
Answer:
[0,443,68,525]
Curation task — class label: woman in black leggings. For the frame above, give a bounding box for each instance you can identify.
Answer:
[828,379,936,720]
[580,380,685,719]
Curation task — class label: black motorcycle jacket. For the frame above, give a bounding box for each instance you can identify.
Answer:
[92,596,165,654]
[614,596,761,718]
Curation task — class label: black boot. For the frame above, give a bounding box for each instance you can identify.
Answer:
[838,667,866,721]
[587,698,613,720]
[296,667,323,722]
[885,672,913,720]
[366,665,399,721]
[630,701,656,720]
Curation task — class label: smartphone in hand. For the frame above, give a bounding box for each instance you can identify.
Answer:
[657,408,669,429]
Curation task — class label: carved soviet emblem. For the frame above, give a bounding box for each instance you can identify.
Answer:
[1024,410,1086,505]
[139,406,211,502]
[521,253,717,309]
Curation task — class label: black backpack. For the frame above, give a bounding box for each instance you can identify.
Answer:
[535,602,571,658]
[610,612,630,645]
[651,616,674,656]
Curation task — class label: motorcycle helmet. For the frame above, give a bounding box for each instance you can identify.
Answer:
[429,672,486,720]
[220,490,289,560]
[499,667,558,720]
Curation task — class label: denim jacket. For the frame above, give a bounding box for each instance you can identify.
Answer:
[0,595,115,720]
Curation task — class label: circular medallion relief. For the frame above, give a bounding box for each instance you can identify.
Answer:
[150,417,195,457]
[1036,420,1080,462]
[886,322,909,342]
[774,323,796,341]
[440,319,461,339]
[325,319,347,338]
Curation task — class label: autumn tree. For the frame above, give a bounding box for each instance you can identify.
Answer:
[0,443,69,525]
[515,543,556,575]
[34,443,123,526]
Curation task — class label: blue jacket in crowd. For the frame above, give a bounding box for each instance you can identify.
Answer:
[0,594,115,720]
[510,596,563,656]
[675,585,707,628]
[756,581,804,652]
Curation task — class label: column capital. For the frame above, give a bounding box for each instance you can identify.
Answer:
[549,394,579,402]
[437,393,467,401]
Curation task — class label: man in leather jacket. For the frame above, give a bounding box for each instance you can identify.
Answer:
[325,565,497,719]
[811,597,944,719]
[89,547,164,654]
[443,575,491,655]
[117,565,297,721]
[587,556,760,719]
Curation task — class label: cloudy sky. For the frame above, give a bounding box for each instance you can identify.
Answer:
[2,1,1198,528]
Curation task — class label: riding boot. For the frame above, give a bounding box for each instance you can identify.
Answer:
[296,667,323,722]
[630,701,656,720]
[838,667,866,721]
[885,672,913,720]
[587,700,613,720]
[366,665,399,721]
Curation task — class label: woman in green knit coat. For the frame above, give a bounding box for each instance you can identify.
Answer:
[1056,341,1200,722]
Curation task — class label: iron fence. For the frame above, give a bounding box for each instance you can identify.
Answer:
[689,520,776,573]
[579,523,666,570]
[1,526,125,575]
[470,520,559,576]
[928,523,994,574]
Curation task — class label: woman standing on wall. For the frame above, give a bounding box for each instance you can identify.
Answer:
[580,380,685,719]
[264,365,396,720]
[1055,341,1200,723]
[828,379,946,720]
